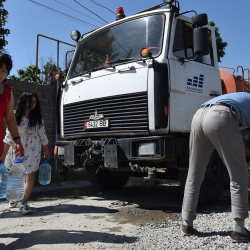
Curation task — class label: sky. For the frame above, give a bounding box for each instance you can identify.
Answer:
[4,0,250,79]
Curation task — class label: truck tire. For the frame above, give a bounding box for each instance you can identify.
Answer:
[199,151,226,203]
[84,165,130,191]
[180,151,226,203]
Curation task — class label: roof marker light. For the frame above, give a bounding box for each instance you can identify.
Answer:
[116,7,125,21]
[141,48,152,58]
[55,73,61,80]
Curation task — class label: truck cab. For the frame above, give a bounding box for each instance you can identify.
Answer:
[55,0,224,202]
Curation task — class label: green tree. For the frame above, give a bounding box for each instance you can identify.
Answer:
[9,65,42,83]
[209,21,228,63]
[42,57,58,85]
[8,74,17,80]
[0,0,10,49]
[8,56,62,85]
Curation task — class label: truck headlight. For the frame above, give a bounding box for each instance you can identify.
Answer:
[163,0,175,4]
[70,30,81,42]
[138,142,155,156]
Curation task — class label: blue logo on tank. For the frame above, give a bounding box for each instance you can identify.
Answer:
[187,74,204,93]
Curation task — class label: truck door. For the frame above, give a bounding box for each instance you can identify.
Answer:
[167,17,221,133]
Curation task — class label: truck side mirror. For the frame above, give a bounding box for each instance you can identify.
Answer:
[192,13,209,57]
[191,13,208,28]
[193,27,209,56]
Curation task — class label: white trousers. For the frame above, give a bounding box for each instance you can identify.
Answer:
[182,105,249,220]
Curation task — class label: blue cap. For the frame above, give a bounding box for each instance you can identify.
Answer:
[14,155,25,163]
[14,158,23,163]
[43,157,49,164]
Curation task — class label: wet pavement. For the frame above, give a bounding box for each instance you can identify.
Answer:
[26,177,231,226]
[0,177,232,249]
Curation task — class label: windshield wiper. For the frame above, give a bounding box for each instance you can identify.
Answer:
[107,58,140,65]
[70,65,114,79]
[70,58,143,78]
[70,73,85,79]
[86,65,114,74]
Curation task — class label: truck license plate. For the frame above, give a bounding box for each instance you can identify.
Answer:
[84,120,109,129]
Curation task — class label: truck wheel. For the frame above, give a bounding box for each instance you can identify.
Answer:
[84,165,130,191]
[180,151,226,203]
[199,151,226,203]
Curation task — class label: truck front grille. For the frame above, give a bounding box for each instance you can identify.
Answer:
[63,92,148,137]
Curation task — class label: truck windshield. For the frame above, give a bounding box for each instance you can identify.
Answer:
[68,14,165,79]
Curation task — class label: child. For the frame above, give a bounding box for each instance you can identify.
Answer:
[1,91,50,215]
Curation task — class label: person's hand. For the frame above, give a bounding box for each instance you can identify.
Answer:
[15,142,24,156]
[44,149,50,159]
[0,155,5,163]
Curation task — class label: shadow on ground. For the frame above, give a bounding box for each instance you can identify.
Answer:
[0,229,137,250]
[0,203,119,219]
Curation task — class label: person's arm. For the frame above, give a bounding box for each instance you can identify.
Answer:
[38,119,50,159]
[4,91,24,156]
[0,143,11,163]
[43,144,50,159]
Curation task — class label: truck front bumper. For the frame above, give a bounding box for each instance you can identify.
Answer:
[54,136,176,166]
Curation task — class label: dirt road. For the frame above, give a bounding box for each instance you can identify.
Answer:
[0,178,230,250]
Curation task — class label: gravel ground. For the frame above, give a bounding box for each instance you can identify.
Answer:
[121,206,250,250]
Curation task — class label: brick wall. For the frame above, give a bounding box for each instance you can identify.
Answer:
[7,79,57,171]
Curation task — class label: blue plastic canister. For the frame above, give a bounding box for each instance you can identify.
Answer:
[6,156,26,202]
[0,161,8,199]
[39,158,52,185]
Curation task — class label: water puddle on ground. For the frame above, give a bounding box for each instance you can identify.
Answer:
[29,178,185,227]
[108,206,181,226]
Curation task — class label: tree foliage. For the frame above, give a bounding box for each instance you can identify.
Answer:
[42,57,59,85]
[9,57,61,85]
[208,21,228,63]
[0,0,10,49]
[9,65,41,83]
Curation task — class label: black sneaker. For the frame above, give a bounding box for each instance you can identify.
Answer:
[231,228,250,243]
[182,225,193,236]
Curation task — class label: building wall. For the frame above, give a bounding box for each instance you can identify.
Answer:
[7,79,57,170]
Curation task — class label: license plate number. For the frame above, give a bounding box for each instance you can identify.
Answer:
[84,120,109,129]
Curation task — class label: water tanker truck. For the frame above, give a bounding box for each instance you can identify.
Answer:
[54,0,250,203]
